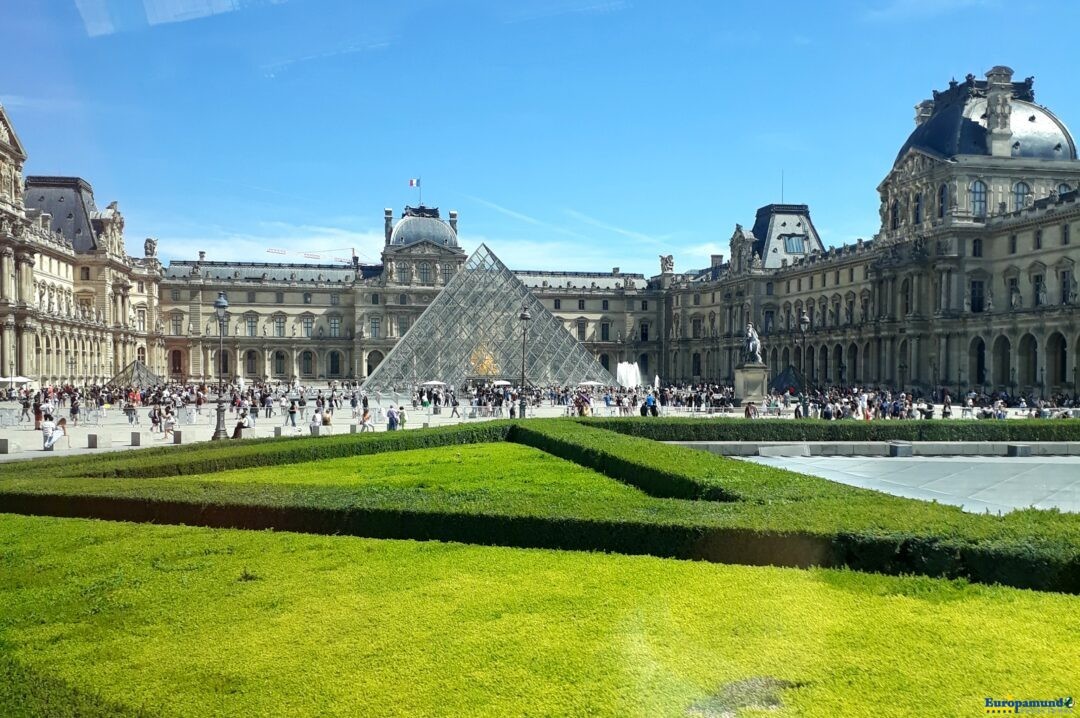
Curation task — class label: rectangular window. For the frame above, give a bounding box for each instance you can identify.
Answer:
[1009,235,1017,254]
[577,299,585,310]
[797,278,802,291]
[601,322,610,341]
[370,318,380,339]
[442,265,453,284]
[303,293,312,304]
[766,282,774,296]
[136,310,146,332]
[972,238,983,257]
[641,300,648,311]
[171,289,181,301]
[602,299,609,311]
[834,271,840,285]
[247,317,258,337]
[640,323,648,342]
[274,317,285,337]
[275,292,284,304]
[302,317,313,337]
[1034,274,1045,306]
[970,280,984,313]
[331,293,340,306]
[693,294,700,306]
[848,268,854,282]
[171,315,183,335]
[372,293,379,305]
[396,317,407,337]
[763,310,774,333]
[1035,230,1043,250]
[692,318,702,339]
[809,276,814,290]
[247,291,256,302]
[330,316,341,338]
[576,319,586,340]
[1065,224,1072,246]
[783,235,806,253]
[80,267,90,280]
[1061,270,1073,304]
[554,298,561,310]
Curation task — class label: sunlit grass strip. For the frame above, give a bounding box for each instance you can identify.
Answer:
[1,514,1077,718]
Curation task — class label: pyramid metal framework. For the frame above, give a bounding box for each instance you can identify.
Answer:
[363,244,616,393]
[108,360,164,389]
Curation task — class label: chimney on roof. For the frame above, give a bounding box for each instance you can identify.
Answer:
[198,250,206,262]
[914,99,935,126]
[711,254,724,268]
[612,267,620,275]
[986,65,1014,157]
[449,210,458,234]
[384,208,393,245]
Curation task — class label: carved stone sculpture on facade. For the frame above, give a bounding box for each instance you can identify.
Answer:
[659,255,674,274]
[985,287,994,312]
[1010,287,1023,309]
[963,289,971,312]
[144,237,157,258]
[1037,285,1048,307]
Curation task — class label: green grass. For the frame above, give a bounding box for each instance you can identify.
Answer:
[1,514,1077,718]
[3,422,1080,591]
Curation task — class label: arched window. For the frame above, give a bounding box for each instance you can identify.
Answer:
[970,180,988,218]
[418,262,432,284]
[441,264,453,284]
[301,351,314,375]
[137,346,146,364]
[328,351,341,376]
[274,351,286,376]
[1058,183,1072,195]
[170,350,182,374]
[913,193,923,224]
[890,200,900,230]
[398,294,407,305]
[938,183,948,219]
[396,263,408,284]
[1013,181,1030,211]
[245,350,257,375]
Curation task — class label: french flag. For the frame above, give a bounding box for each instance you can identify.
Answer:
[409,178,420,187]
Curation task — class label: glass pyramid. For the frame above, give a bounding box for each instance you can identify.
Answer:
[108,360,164,389]
[363,244,616,394]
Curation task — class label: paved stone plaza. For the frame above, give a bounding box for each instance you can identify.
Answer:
[745,455,1080,514]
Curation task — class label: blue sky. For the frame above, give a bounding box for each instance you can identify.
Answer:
[4,0,1080,274]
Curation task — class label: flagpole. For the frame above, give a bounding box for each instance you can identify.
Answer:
[419,176,422,206]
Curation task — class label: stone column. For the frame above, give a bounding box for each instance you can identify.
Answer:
[14,253,33,305]
[360,349,368,378]
[2,319,14,375]
[0,248,12,302]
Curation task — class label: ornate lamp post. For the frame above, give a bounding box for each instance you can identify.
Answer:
[898,361,908,394]
[212,291,230,440]
[66,356,76,385]
[798,309,810,418]
[518,304,531,420]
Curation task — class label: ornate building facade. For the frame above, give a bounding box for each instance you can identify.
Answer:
[3,65,1080,395]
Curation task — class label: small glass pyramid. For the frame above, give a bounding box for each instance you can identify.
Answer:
[363,244,616,393]
[108,360,164,389]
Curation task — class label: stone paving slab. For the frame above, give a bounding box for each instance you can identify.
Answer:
[742,455,1080,514]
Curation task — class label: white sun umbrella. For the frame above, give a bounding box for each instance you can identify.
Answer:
[421,380,446,386]
[491,380,512,387]
[578,380,604,386]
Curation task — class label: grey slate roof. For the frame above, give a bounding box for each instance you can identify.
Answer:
[163,260,378,282]
[514,269,645,290]
[896,75,1076,165]
[390,206,458,248]
[23,176,99,253]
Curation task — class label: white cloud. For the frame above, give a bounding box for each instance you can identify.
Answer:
[154,219,386,265]
[564,208,670,246]
[463,195,593,241]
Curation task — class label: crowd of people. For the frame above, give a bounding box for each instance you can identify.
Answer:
[4,374,1078,454]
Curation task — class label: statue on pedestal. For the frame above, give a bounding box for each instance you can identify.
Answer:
[743,322,763,364]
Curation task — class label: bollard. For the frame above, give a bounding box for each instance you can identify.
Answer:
[0,439,22,454]
[173,430,184,445]
[131,432,141,447]
[87,433,111,449]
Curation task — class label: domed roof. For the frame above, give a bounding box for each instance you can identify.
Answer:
[895,72,1076,165]
[389,206,458,248]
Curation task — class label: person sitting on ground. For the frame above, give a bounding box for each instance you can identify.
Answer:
[308,411,321,435]
[45,417,68,450]
[322,409,332,426]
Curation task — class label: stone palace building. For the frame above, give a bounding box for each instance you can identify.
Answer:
[1,65,1079,395]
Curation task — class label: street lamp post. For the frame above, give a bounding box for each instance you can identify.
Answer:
[518,304,531,420]
[212,291,230,440]
[898,361,907,394]
[798,309,810,419]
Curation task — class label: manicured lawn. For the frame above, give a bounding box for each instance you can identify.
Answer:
[1,514,1076,718]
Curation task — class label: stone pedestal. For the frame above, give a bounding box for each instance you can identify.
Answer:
[734,362,769,405]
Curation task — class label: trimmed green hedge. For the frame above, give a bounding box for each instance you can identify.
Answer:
[579,417,1080,442]
[511,421,739,501]
[3,417,1080,593]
